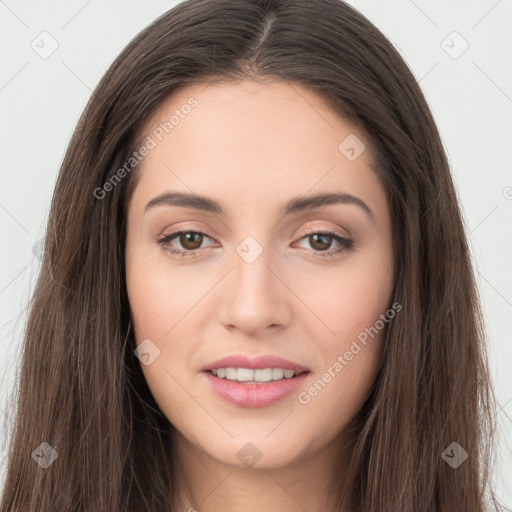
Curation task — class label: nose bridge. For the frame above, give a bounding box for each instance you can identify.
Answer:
[241,242,271,282]
[217,231,290,334]
[232,233,278,305]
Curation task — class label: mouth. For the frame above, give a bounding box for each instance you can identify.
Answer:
[201,354,311,407]
[206,367,310,384]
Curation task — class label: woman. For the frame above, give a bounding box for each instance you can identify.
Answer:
[0,0,505,510]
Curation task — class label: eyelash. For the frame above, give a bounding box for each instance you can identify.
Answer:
[156,228,354,259]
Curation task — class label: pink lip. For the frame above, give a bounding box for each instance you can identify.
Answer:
[203,371,310,408]
[201,354,309,373]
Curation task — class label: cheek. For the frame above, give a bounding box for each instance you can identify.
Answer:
[125,244,207,414]
[298,338,383,437]
[294,248,394,343]
[296,283,390,431]
[292,248,392,416]
[126,245,200,338]
[126,258,197,428]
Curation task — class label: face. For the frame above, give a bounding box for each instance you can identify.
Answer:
[125,79,394,470]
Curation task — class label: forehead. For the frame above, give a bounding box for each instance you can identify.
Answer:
[129,79,387,220]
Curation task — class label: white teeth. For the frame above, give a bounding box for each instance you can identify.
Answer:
[237,368,255,382]
[209,367,302,383]
[226,368,237,380]
[254,368,272,382]
[272,368,284,380]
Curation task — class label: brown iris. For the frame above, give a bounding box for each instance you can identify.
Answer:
[179,232,204,250]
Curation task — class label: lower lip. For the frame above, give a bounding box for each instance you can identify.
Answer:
[203,371,310,408]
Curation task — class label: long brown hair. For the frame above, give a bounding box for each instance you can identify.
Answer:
[1,0,505,510]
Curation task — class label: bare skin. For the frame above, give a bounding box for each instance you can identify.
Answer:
[125,79,394,512]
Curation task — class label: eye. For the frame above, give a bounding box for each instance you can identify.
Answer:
[292,229,354,258]
[156,228,354,259]
[157,229,216,258]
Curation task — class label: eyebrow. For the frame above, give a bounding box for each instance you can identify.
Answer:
[144,191,375,221]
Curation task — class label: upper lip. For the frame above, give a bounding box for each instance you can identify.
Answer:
[202,354,309,373]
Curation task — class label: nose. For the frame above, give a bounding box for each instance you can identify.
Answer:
[216,243,293,337]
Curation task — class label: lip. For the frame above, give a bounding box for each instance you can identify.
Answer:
[203,370,310,408]
[201,354,309,373]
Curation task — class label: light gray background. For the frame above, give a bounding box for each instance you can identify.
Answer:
[0,0,511,504]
